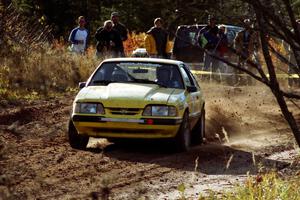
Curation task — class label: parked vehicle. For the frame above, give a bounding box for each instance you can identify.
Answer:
[68,58,205,152]
[172,24,244,63]
[223,25,244,46]
[172,24,206,63]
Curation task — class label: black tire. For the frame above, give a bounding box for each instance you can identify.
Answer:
[174,112,191,152]
[68,120,89,150]
[191,108,205,145]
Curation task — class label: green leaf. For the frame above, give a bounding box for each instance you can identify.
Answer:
[177,183,186,193]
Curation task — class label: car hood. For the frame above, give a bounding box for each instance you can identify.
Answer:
[75,83,183,107]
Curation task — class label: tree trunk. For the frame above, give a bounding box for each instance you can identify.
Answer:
[256,7,300,146]
[273,90,300,146]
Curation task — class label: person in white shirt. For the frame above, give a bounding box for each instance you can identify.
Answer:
[68,16,89,54]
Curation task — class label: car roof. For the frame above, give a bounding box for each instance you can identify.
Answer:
[176,24,243,30]
[218,24,243,28]
[102,57,184,65]
[177,24,206,29]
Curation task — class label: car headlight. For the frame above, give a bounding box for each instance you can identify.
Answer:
[142,105,177,117]
[74,103,105,114]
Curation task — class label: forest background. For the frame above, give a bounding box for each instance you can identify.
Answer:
[3,0,300,44]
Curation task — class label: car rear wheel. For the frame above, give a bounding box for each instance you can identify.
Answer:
[174,112,191,152]
[191,108,205,145]
[68,120,89,150]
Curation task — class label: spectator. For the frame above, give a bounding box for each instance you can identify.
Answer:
[95,20,123,58]
[217,25,228,58]
[111,12,128,57]
[217,25,229,81]
[145,18,171,58]
[198,15,220,81]
[68,16,89,54]
[234,18,258,85]
[288,19,300,88]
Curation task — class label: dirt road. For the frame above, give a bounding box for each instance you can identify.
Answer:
[0,83,299,199]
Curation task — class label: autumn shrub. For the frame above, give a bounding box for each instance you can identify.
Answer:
[0,6,103,100]
[123,32,147,56]
[0,29,151,101]
[1,45,101,98]
[0,4,290,101]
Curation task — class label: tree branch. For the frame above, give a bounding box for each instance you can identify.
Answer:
[281,91,300,99]
[244,0,300,48]
[207,49,270,86]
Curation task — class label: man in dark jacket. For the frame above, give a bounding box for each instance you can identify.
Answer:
[111,12,128,57]
[95,20,123,58]
[198,15,220,79]
[145,18,169,58]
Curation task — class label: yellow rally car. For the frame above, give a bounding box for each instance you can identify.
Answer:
[68,58,205,151]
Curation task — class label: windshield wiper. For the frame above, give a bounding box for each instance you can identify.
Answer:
[133,79,167,88]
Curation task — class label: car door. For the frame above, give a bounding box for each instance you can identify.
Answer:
[179,64,202,127]
[187,67,203,114]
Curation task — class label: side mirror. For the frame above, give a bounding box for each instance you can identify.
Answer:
[79,82,86,89]
[187,86,197,93]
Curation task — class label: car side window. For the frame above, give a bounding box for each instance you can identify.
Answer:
[181,64,199,88]
[180,65,194,87]
[187,68,200,88]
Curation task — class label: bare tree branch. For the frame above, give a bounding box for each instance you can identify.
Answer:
[244,0,300,49]
[283,0,300,44]
[268,43,298,71]
[207,49,270,85]
[281,91,300,99]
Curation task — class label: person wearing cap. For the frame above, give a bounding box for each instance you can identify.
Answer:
[287,19,300,87]
[111,12,128,57]
[234,18,259,85]
[217,25,229,79]
[68,16,89,54]
[144,17,171,58]
[197,15,220,81]
[95,20,123,58]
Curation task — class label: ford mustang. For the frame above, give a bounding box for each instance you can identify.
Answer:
[68,58,205,151]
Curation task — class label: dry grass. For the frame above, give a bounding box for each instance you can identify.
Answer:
[0,5,104,101]
[0,7,148,102]
[0,33,151,101]
[0,5,291,103]
[215,172,300,200]
[0,45,100,100]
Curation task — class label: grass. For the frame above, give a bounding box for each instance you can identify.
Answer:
[0,44,99,102]
[174,172,300,200]
[0,28,148,103]
[176,148,300,200]
[196,150,300,200]
[215,172,300,200]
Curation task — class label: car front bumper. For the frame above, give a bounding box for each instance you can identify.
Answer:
[72,115,182,139]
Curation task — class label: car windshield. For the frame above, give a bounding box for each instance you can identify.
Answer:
[89,62,184,89]
[224,26,244,45]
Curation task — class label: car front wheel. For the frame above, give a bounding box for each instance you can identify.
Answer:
[174,112,191,152]
[68,120,89,150]
[191,108,205,145]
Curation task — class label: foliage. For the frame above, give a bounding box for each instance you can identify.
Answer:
[123,32,146,56]
[2,0,260,40]
[177,183,186,200]
[174,172,300,199]
[215,172,300,200]
[0,29,146,101]
[0,45,99,98]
